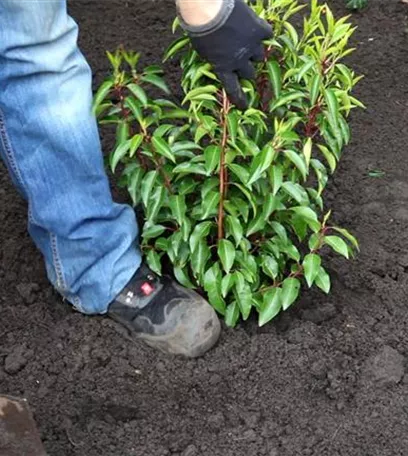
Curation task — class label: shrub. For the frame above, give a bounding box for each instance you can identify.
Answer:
[94,0,363,327]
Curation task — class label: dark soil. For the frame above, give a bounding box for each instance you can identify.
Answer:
[2,0,408,455]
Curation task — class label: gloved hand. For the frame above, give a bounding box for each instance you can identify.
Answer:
[178,0,273,110]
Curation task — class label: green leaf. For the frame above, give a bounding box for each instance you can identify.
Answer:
[232,184,257,216]
[201,191,220,220]
[169,194,187,226]
[142,224,166,240]
[140,74,170,94]
[146,185,166,221]
[124,97,143,124]
[285,150,308,181]
[227,111,239,142]
[127,166,145,206]
[129,134,144,158]
[111,140,131,173]
[317,144,337,173]
[270,91,306,111]
[163,36,190,61]
[93,80,113,115]
[310,74,322,106]
[146,250,162,276]
[262,255,279,279]
[267,60,282,99]
[332,227,359,251]
[247,144,276,185]
[282,182,308,205]
[271,165,283,196]
[116,121,129,146]
[315,266,331,293]
[204,263,226,315]
[174,266,196,289]
[303,138,312,167]
[189,221,213,253]
[297,59,315,83]
[225,301,240,327]
[271,221,288,242]
[228,164,250,186]
[324,235,349,259]
[324,88,340,134]
[141,170,158,208]
[127,83,148,107]
[204,145,221,174]
[221,273,235,298]
[235,280,252,321]
[152,136,176,163]
[218,239,236,274]
[155,237,169,251]
[191,240,211,280]
[173,162,208,176]
[182,85,218,104]
[303,253,322,288]
[226,215,243,246]
[246,213,266,236]
[290,206,321,233]
[263,195,279,219]
[281,278,301,311]
[259,288,282,326]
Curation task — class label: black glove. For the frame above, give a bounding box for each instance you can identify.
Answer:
[180,0,273,110]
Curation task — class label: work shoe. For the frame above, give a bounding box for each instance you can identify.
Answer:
[108,265,221,357]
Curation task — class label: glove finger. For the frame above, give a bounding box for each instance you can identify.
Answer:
[217,70,248,111]
[258,21,273,40]
[237,61,256,81]
[251,44,265,62]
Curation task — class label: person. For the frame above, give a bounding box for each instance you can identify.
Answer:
[0,0,272,357]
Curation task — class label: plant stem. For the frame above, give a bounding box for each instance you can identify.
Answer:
[217,90,230,240]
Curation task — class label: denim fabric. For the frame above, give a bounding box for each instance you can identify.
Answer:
[0,0,141,313]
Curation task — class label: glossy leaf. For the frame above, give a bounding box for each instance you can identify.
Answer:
[127,83,148,107]
[303,253,321,287]
[204,145,221,174]
[315,266,331,293]
[247,144,276,185]
[152,136,176,163]
[141,170,158,208]
[281,278,301,311]
[324,235,350,259]
[225,301,240,328]
[218,239,236,274]
[146,250,162,276]
[259,288,282,326]
[204,263,226,315]
[189,221,213,253]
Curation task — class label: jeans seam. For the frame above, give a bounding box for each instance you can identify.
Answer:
[0,108,27,192]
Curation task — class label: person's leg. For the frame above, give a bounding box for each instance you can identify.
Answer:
[0,0,141,313]
[0,0,221,357]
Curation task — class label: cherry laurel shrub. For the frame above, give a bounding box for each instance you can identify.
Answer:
[94,0,363,327]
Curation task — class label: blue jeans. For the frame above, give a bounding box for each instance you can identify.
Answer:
[0,1,141,313]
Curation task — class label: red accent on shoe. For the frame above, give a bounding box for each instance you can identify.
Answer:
[141,282,154,296]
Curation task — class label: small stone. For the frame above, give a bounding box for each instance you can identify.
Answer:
[181,444,198,456]
[364,346,405,386]
[4,345,29,374]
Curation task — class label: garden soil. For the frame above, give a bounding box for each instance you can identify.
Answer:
[1,0,408,455]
